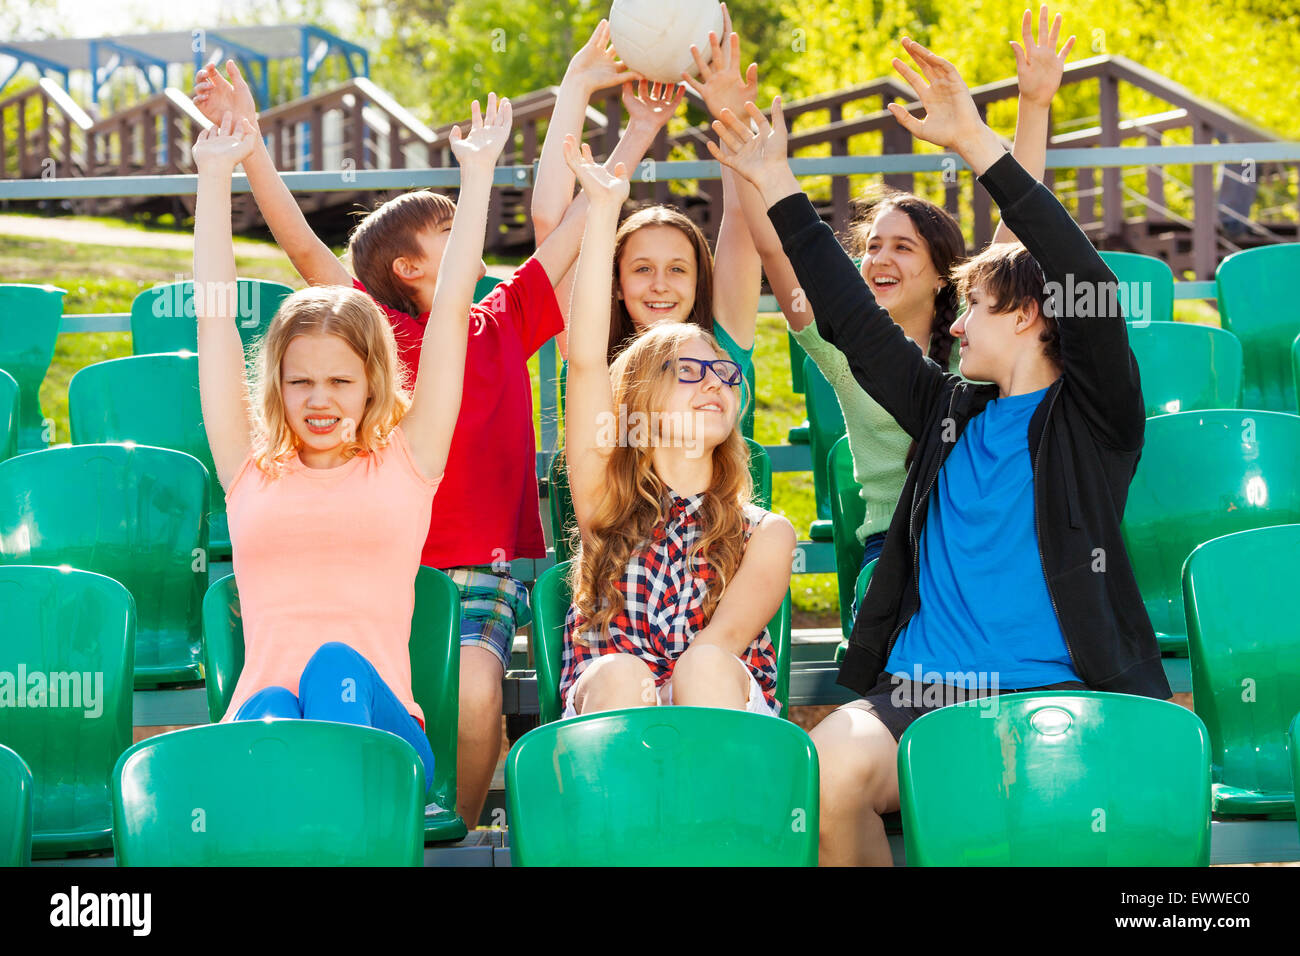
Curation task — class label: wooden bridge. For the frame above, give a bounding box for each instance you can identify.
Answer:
[1,54,1293,278]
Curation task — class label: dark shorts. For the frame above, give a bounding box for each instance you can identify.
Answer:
[840,671,1089,743]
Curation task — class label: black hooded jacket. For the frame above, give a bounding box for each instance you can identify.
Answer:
[767,152,1171,700]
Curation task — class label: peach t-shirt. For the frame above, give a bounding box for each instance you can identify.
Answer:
[222,425,441,723]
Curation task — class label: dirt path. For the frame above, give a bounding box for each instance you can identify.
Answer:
[0,213,286,258]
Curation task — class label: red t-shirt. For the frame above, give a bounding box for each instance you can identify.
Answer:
[353,258,563,568]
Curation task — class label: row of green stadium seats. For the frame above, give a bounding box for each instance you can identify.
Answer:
[3,519,1297,864]
[5,681,1299,866]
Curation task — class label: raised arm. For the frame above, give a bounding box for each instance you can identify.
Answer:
[561,136,632,534]
[711,98,949,439]
[531,19,641,244]
[194,60,350,287]
[541,80,683,359]
[192,113,259,490]
[892,38,1142,449]
[402,96,513,481]
[683,5,761,350]
[992,6,1075,245]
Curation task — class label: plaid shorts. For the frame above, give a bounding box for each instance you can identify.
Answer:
[444,566,531,672]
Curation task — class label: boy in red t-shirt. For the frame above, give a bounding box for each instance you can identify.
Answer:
[194,52,677,828]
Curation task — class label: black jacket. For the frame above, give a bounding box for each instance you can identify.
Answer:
[768,152,1171,700]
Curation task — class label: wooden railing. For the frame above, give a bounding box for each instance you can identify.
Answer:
[5,56,1292,277]
[0,78,94,181]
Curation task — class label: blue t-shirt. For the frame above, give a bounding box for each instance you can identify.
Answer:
[885,384,1080,687]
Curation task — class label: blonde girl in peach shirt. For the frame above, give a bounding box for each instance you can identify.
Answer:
[191,98,512,793]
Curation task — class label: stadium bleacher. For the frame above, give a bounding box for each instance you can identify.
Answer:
[4,241,1300,867]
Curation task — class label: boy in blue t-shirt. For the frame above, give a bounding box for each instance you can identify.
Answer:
[711,33,1170,865]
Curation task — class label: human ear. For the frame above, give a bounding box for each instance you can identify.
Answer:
[392,257,420,281]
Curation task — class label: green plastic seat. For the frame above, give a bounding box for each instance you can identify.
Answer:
[530,560,792,725]
[130,278,293,356]
[1292,332,1300,414]
[746,436,772,510]
[0,566,134,857]
[0,369,17,464]
[506,706,819,865]
[1128,322,1243,416]
[834,558,877,663]
[740,363,755,440]
[548,451,575,564]
[898,691,1212,866]
[202,566,467,843]
[0,744,34,866]
[803,356,844,542]
[788,329,808,394]
[1291,713,1300,828]
[0,283,64,451]
[1184,524,1300,818]
[474,275,502,303]
[1121,410,1300,654]
[828,435,866,638]
[1098,251,1174,325]
[68,353,232,558]
[547,439,774,564]
[1216,244,1300,412]
[0,444,208,688]
[112,720,424,866]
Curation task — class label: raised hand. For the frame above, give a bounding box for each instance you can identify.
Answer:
[193,60,258,129]
[707,97,789,195]
[683,2,758,120]
[449,94,513,171]
[192,111,258,174]
[622,79,685,135]
[562,134,630,207]
[567,18,643,95]
[887,38,986,151]
[1012,5,1075,107]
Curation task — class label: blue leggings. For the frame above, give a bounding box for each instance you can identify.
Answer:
[233,642,435,797]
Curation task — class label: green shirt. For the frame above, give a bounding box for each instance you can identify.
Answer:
[792,321,961,543]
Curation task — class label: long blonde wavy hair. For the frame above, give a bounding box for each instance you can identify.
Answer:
[569,323,754,641]
[249,285,413,474]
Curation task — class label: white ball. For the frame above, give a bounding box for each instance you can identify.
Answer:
[609,0,726,85]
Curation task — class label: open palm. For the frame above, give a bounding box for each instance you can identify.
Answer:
[1013,5,1076,107]
[562,135,629,205]
[887,38,984,151]
[683,3,759,120]
[193,60,257,128]
[708,97,788,192]
[449,94,513,169]
[192,112,258,172]
[622,80,685,134]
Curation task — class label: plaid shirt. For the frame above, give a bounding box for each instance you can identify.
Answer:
[559,492,779,709]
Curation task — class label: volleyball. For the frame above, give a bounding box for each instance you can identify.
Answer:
[608,0,726,85]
